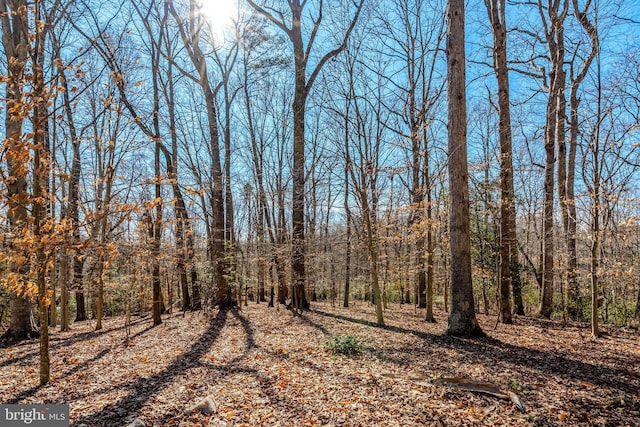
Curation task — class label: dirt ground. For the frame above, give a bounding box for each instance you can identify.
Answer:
[1,301,639,426]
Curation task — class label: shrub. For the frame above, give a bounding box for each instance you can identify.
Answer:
[324,334,364,355]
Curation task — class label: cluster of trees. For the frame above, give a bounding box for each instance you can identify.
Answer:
[1,0,639,384]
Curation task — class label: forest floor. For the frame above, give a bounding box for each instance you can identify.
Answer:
[1,301,639,426]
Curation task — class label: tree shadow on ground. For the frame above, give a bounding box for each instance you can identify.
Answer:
[6,348,113,404]
[153,308,308,426]
[230,308,257,351]
[0,318,148,368]
[298,313,332,337]
[311,308,640,397]
[71,309,230,426]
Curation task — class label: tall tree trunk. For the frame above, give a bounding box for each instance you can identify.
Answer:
[151,140,163,326]
[290,18,308,311]
[342,94,353,309]
[55,29,86,323]
[343,166,352,308]
[40,54,53,330]
[634,283,640,324]
[445,0,483,337]
[0,0,38,343]
[168,0,228,309]
[94,259,105,330]
[57,40,86,323]
[590,33,602,338]
[55,102,69,331]
[247,0,364,312]
[423,114,436,322]
[59,251,70,331]
[361,189,384,325]
[541,116,556,320]
[87,105,123,327]
[343,70,383,324]
[566,89,581,320]
[409,73,426,310]
[74,291,87,321]
[425,188,435,322]
[566,0,598,321]
[93,147,115,331]
[244,67,274,305]
[204,79,228,310]
[224,95,235,247]
[539,0,568,319]
[556,24,569,320]
[148,6,164,326]
[274,131,287,306]
[591,178,600,337]
[485,0,517,323]
[32,1,49,382]
[223,77,236,303]
[162,51,197,312]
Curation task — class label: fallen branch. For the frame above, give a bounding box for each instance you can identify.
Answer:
[381,373,526,413]
[434,377,526,413]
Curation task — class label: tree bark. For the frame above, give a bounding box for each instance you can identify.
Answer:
[32,2,49,382]
[485,0,517,322]
[168,0,228,309]
[162,43,198,312]
[343,166,352,308]
[152,139,163,326]
[566,0,598,321]
[0,0,38,343]
[424,114,436,322]
[290,1,308,312]
[59,251,70,331]
[425,190,435,322]
[56,34,86,323]
[360,189,384,326]
[539,0,568,319]
[556,19,569,320]
[590,28,602,338]
[634,283,640,324]
[445,0,483,337]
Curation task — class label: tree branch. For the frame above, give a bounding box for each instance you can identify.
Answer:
[246,0,291,36]
[306,0,365,94]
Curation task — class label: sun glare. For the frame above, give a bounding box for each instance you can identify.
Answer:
[199,0,237,43]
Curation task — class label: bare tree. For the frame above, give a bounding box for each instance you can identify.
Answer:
[72,0,174,324]
[445,0,483,337]
[538,0,568,319]
[375,0,445,320]
[247,0,365,312]
[239,17,290,306]
[484,0,522,322]
[168,0,230,309]
[564,0,598,321]
[52,29,89,323]
[32,0,52,384]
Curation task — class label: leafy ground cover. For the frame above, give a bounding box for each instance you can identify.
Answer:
[1,302,638,426]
